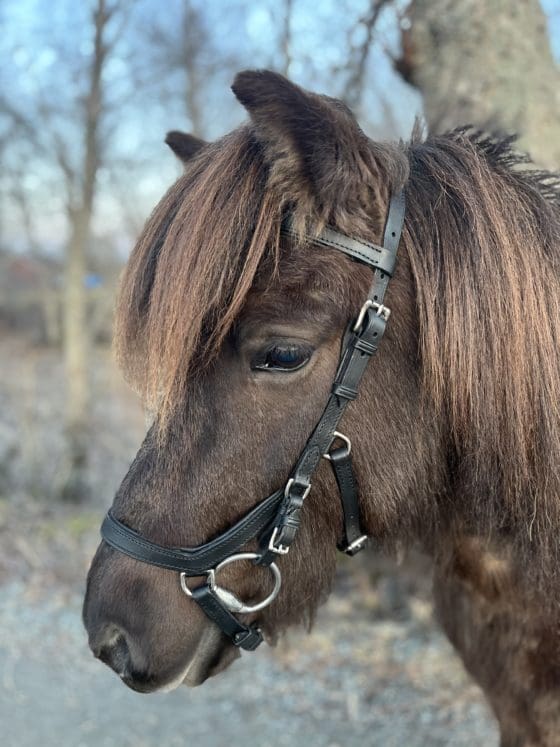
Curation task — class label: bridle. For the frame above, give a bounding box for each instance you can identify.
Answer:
[100,190,406,652]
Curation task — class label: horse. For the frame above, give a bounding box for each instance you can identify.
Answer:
[83,70,560,745]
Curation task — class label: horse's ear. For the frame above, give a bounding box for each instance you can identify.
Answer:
[231,70,370,215]
[165,131,207,163]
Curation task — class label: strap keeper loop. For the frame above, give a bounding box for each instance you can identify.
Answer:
[332,383,358,400]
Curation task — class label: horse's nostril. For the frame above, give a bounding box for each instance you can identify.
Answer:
[95,629,132,677]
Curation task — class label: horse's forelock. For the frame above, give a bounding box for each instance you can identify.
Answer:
[114,127,282,427]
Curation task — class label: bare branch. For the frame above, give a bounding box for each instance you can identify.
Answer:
[280,0,293,77]
[344,0,393,110]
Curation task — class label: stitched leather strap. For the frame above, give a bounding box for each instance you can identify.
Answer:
[101,489,283,575]
[281,220,397,275]
[259,191,405,563]
[257,307,385,564]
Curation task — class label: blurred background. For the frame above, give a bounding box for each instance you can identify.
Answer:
[0,1,559,745]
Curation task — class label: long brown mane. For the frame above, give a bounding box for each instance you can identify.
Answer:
[407,130,560,584]
[115,124,560,585]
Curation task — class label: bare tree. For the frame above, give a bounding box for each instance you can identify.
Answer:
[59,0,119,500]
[145,1,211,137]
[344,0,392,112]
[280,0,293,77]
[0,1,125,499]
[396,0,560,168]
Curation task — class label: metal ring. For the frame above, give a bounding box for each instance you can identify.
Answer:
[323,431,352,461]
[180,552,282,614]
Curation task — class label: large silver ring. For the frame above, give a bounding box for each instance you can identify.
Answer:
[180,552,282,614]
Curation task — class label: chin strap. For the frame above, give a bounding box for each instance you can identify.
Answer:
[100,190,406,652]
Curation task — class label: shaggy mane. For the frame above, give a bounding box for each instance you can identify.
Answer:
[116,119,560,583]
[406,128,560,581]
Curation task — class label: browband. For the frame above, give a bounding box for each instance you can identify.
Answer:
[281,220,397,276]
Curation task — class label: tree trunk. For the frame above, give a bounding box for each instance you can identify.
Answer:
[399,0,560,168]
[63,212,90,500]
[280,0,293,78]
[61,0,110,501]
[182,2,204,137]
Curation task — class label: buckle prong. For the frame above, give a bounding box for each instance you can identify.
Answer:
[268,526,290,555]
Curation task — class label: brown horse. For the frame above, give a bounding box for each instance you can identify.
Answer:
[83,70,560,745]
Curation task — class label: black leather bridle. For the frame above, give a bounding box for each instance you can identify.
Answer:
[101,190,406,652]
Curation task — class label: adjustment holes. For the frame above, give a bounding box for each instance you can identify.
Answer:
[379,273,385,280]
[373,295,378,301]
[391,231,396,237]
[373,332,378,337]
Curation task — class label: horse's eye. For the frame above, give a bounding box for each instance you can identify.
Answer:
[252,343,312,372]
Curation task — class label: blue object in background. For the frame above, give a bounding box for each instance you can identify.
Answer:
[84,273,103,289]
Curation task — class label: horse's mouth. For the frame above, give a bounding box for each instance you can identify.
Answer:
[118,634,241,693]
[183,639,241,687]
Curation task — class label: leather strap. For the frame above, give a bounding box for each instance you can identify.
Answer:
[281,220,397,275]
[328,447,366,555]
[257,306,385,565]
[101,489,283,575]
[191,585,263,651]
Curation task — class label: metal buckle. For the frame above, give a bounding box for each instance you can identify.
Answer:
[283,477,312,501]
[266,479,312,555]
[344,535,368,556]
[267,526,290,555]
[180,552,282,614]
[322,431,351,461]
[353,299,391,332]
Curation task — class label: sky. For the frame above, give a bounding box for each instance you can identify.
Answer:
[1,0,559,258]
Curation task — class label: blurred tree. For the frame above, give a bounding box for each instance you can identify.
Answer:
[0,0,128,500]
[396,0,560,167]
[344,0,391,111]
[280,0,293,77]
[61,0,117,501]
[145,1,215,137]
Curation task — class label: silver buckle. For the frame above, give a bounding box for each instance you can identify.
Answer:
[180,552,282,614]
[267,479,312,555]
[353,299,391,332]
[268,526,290,555]
[283,477,312,501]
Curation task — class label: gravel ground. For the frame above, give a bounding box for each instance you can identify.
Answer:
[0,572,498,747]
[0,337,499,746]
